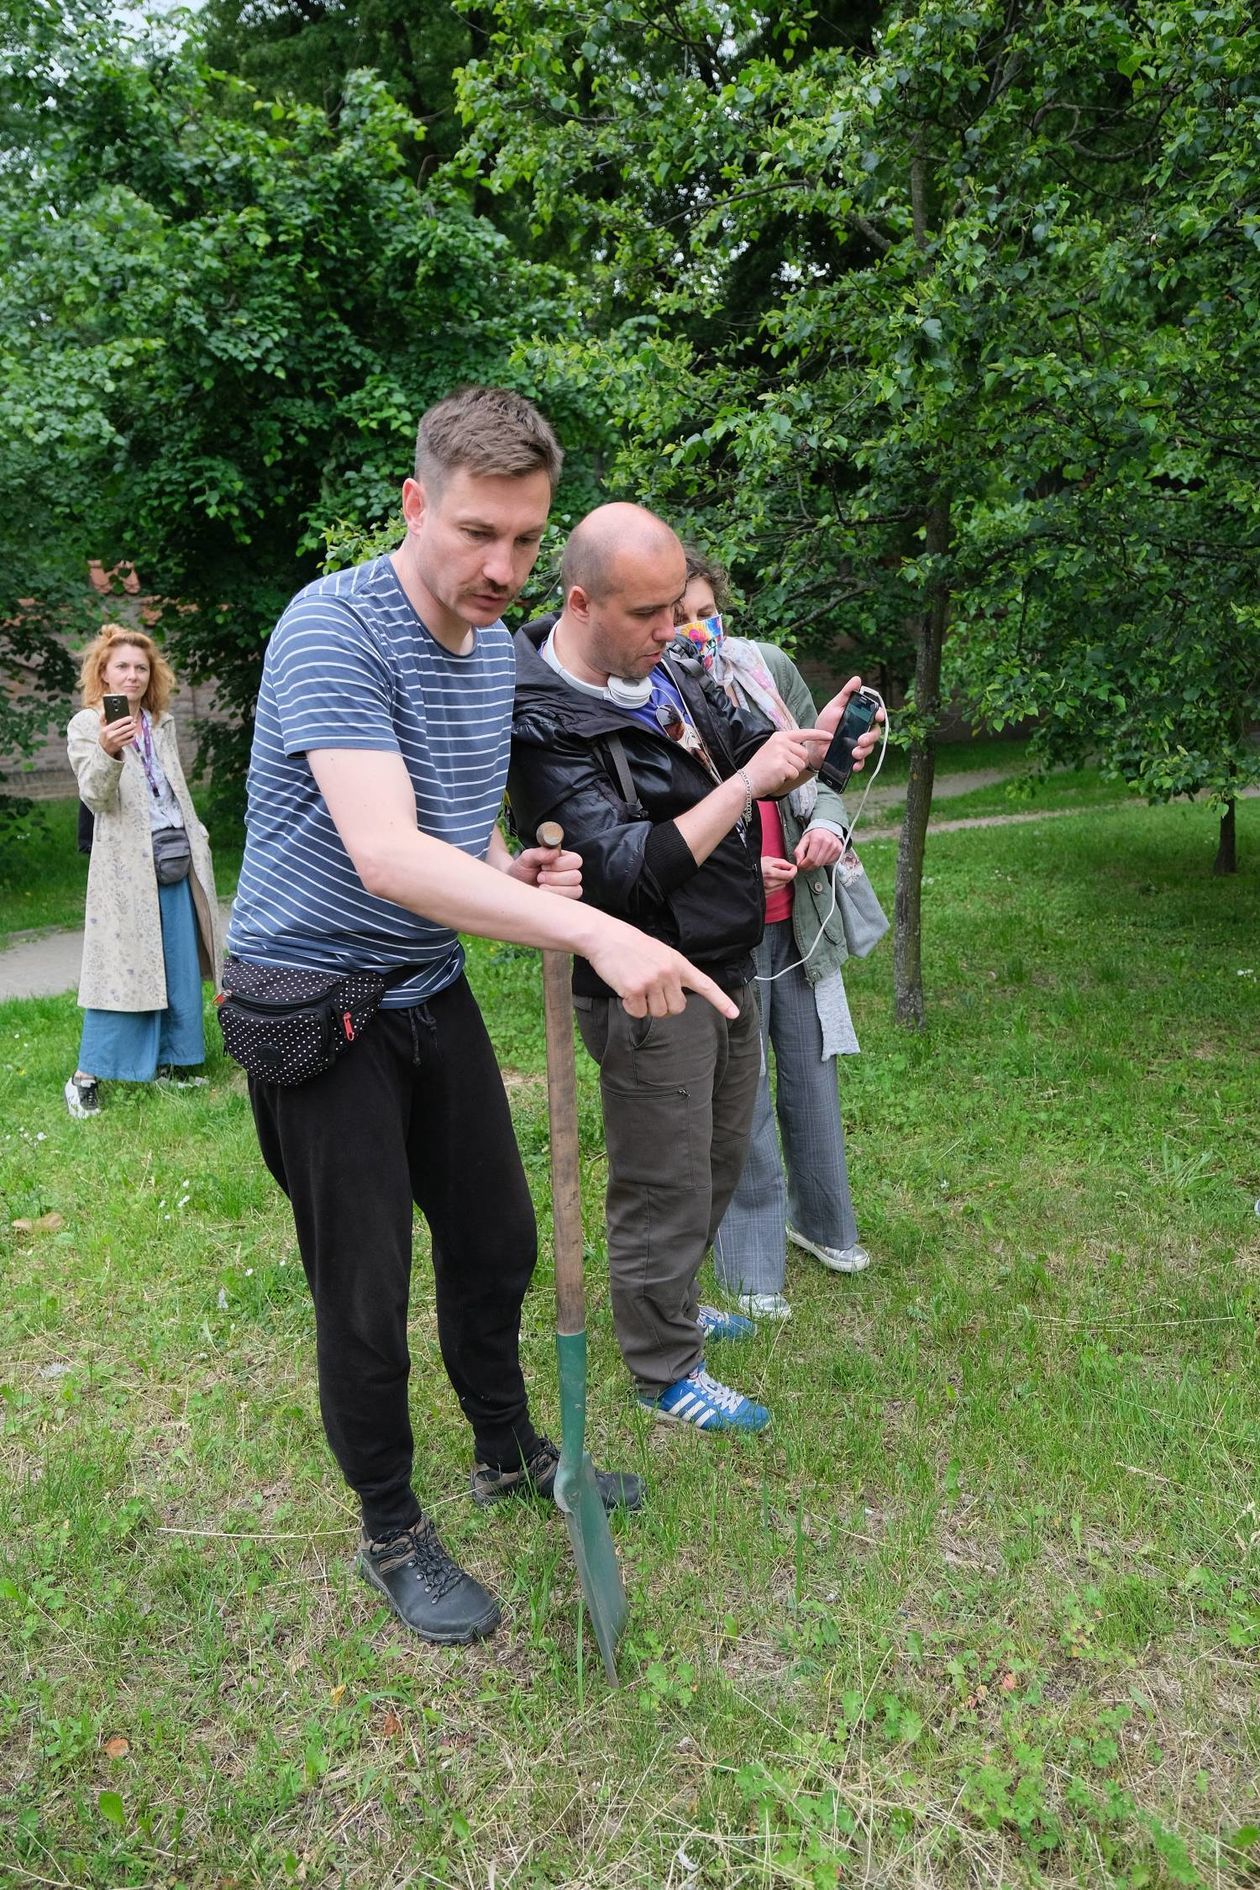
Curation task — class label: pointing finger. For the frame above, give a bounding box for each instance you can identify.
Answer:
[681,965,739,1019]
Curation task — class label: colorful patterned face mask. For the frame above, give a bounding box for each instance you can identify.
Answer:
[675,613,725,669]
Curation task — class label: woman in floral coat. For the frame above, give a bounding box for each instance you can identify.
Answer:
[65,626,221,1117]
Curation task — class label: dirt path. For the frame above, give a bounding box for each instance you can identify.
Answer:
[856,765,1010,815]
[857,801,1133,842]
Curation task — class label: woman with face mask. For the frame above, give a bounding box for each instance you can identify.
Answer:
[674,553,880,1319]
[64,626,222,1117]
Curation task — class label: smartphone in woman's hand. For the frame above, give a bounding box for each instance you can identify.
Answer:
[103,694,130,724]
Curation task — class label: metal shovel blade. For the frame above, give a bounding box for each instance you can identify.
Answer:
[554,1329,628,1684]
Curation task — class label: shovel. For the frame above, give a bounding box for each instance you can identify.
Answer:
[536,819,628,1685]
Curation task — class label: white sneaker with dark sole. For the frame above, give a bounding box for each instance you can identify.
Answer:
[787,1227,870,1273]
[64,1075,100,1119]
[738,1293,792,1321]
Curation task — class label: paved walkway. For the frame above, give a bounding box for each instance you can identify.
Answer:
[855,765,1009,818]
[0,900,235,1002]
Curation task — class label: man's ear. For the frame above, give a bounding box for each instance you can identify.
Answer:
[566,583,591,623]
[401,477,427,534]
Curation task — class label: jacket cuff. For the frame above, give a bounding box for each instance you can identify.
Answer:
[644,820,700,893]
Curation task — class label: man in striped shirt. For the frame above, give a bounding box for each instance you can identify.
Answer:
[228,388,737,1646]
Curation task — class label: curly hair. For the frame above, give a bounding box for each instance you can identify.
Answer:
[78,626,176,717]
[680,547,731,612]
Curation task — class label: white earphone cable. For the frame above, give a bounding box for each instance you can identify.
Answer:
[754,687,889,984]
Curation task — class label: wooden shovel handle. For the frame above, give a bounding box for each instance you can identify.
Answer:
[537,823,585,1336]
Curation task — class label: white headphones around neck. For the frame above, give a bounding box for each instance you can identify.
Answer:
[606,674,654,708]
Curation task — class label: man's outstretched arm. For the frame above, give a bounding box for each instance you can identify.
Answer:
[307,747,738,1021]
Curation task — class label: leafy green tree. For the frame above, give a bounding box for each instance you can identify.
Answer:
[197,0,474,161]
[0,0,118,794]
[1,10,598,809]
[456,0,1260,1021]
[946,25,1260,877]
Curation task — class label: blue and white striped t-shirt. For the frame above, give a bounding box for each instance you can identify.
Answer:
[227,555,516,1006]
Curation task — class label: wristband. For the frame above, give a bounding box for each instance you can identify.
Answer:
[736,767,753,825]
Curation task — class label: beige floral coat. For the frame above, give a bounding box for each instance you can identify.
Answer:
[68,708,223,1012]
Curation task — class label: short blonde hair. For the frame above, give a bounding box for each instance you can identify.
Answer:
[78,626,175,717]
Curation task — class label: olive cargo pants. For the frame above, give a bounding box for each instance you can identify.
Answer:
[574,985,761,1395]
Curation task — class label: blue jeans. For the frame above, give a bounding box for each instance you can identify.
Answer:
[712,922,858,1298]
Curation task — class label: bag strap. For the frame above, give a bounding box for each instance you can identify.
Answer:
[221,954,423,993]
[600,732,647,817]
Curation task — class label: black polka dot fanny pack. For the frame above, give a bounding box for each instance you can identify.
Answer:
[216,956,418,1086]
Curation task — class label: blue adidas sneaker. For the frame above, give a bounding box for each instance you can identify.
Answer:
[638,1367,771,1433]
[697,1304,756,1341]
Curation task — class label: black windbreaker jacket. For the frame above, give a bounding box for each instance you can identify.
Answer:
[508,616,776,997]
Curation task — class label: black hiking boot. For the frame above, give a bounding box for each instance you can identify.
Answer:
[356,1517,501,1644]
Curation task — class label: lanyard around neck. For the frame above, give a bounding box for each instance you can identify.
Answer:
[133,713,162,798]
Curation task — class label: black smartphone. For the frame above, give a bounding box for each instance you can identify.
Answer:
[817,688,880,792]
[102,694,130,724]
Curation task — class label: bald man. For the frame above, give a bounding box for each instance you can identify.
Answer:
[509,504,880,1433]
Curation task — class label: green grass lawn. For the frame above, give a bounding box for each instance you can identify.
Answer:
[0,800,92,942]
[1,800,1257,1887]
[863,766,1127,831]
[865,731,1037,784]
[856,736,1136,833]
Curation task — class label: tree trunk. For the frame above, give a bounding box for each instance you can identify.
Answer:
[893,496,950,1027]
[1212,796,1236,875]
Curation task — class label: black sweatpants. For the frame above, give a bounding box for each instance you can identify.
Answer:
[248,973,541,1538]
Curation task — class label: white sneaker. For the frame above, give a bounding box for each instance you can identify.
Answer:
[787,1227,870,1274]
[64,1074,100,1119]
[737,1293,792,1321]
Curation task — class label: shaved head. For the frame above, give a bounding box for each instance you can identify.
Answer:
[552,503,688,688]
[561,503,683,602]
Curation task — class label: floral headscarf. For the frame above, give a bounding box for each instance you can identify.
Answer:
[675,620,818,819]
